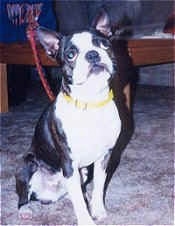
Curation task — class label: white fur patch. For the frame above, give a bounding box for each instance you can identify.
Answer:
[29,167,66,202]
[55,92,121,168]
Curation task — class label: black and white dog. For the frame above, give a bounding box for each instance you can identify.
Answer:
[16,10,133,225]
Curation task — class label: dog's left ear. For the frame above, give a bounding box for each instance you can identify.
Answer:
[92,9,112,37]
[36,27,61,59]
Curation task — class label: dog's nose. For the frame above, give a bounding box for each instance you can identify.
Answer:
[85,50,101,64]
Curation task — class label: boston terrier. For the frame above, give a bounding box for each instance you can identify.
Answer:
[15,10,133,225]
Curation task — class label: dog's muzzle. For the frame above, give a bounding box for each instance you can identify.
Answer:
[85,50,111,75]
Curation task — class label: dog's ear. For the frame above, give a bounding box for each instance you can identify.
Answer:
[36,26,62,59]
[92,8,112,37]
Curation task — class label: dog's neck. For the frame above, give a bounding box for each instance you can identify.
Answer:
[62,80,110,104]
[70,86,110,103]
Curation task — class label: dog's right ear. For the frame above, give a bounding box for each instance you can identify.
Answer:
[36,27,62,59]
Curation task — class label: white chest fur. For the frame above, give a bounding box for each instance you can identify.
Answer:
[55,93,121,167]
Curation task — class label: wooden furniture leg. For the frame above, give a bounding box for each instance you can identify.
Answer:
[0,63,8,113]
[123,83,130,110]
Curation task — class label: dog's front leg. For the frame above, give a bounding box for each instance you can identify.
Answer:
[65,162,96,225]
[90,157,107,220]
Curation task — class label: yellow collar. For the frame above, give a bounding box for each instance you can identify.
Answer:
[63,90,114,110]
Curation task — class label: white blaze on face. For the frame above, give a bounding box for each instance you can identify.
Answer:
[70,32,113,86]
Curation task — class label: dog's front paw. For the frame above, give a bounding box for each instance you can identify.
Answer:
[90,205,107,221]
[78,218,96,225]
[18,205,33,220]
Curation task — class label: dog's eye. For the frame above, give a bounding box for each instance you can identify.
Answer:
[65,47,78,61]
[67,51,75,59]
[100,39,110,50]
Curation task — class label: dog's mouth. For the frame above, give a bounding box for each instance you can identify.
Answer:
[89,63,108,75]
[73,63,111,86]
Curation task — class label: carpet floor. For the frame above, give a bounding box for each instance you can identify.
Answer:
[0,84,174,225]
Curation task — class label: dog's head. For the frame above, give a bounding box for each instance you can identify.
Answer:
[37,10,116,93]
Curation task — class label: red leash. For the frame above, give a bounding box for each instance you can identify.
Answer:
[6,3,56,101]
[27,22,56,102]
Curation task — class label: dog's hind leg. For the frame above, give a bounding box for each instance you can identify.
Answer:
[65,162,96,225]
[90,156,107,220]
